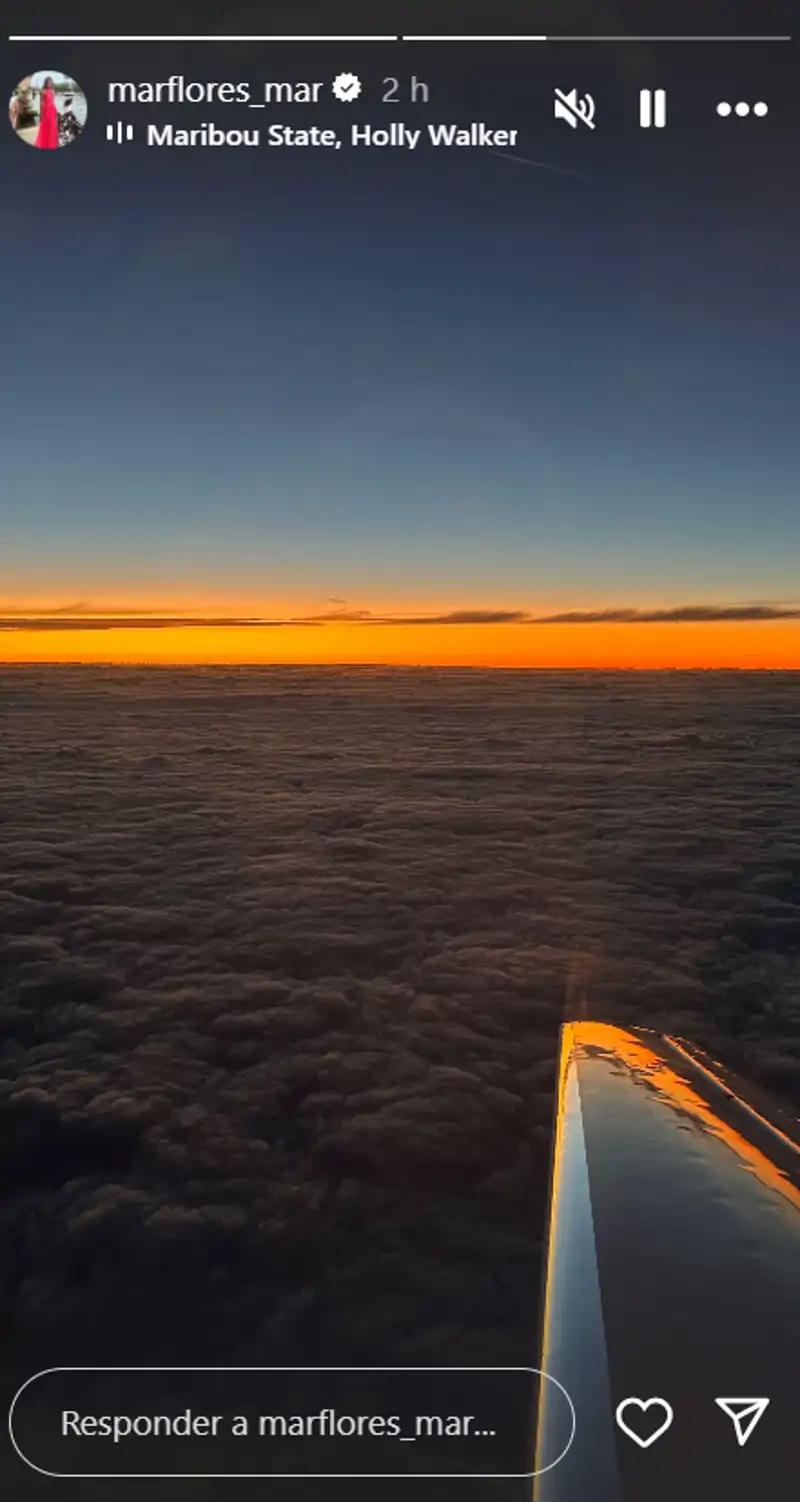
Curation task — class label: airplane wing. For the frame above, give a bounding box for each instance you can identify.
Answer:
[533,1022,800,1501]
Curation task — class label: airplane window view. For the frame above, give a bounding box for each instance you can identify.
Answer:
[1,2,798,1499]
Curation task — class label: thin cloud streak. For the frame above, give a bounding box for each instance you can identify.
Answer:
[0,617,282,633]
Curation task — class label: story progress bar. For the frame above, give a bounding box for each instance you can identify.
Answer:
[6,34,795,43]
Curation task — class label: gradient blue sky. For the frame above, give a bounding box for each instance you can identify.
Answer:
[2,14,798,639]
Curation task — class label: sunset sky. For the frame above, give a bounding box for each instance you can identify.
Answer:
[2,19,797,666]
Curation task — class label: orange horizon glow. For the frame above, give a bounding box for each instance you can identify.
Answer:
[2,619,800,668]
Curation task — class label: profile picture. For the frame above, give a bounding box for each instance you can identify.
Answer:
[9,69,87,149]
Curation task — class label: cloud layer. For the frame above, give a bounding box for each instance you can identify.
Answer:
[1,667,799,1390]
[2,602,800,631]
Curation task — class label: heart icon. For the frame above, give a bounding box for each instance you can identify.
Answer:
[615,1397,674,1448]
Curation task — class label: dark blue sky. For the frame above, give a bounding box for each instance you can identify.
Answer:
[2,9,797,629]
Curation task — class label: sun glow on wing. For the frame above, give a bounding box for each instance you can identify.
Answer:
[571,1023,800,1213]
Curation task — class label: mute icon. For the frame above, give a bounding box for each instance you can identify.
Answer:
[554,88,596,130]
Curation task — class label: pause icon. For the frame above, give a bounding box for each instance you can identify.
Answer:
[640,89,666,128]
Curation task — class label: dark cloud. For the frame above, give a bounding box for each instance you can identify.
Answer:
[538,604,800,623]
[0,667,799,1405]
[358,609,533,625]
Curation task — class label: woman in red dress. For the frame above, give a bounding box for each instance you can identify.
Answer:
[36,77,59,148]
